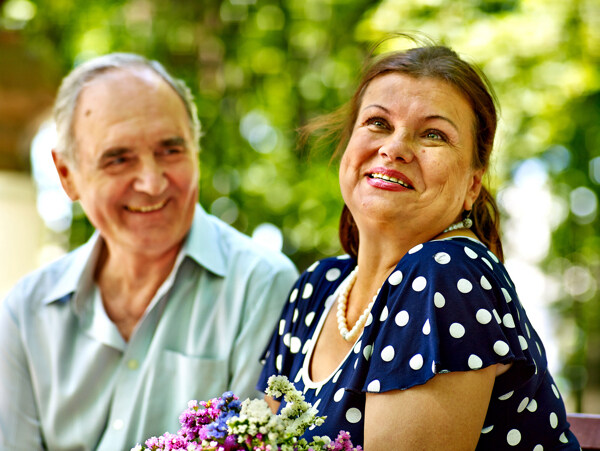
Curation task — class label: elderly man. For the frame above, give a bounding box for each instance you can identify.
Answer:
[0,53,298,450]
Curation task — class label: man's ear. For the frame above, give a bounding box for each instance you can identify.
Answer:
[52,150,79,201]
[463,168,484,211]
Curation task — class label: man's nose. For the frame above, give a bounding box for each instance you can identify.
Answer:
[133,158,168,195]
[378,131,415,163]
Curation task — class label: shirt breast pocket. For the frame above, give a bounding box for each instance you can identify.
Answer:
[149,350,229,422]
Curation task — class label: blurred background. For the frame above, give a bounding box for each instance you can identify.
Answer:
[0,0,599,413]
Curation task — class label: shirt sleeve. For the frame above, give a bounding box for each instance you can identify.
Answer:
[228,258,298,401]
[0,285,45,450]
[353,240,536,395]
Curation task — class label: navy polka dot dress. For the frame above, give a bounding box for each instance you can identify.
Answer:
[257,237,580,449]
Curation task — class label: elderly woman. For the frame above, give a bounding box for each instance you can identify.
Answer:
[257,43,580,449]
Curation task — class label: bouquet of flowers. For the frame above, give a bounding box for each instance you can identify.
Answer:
[132,375,361,451]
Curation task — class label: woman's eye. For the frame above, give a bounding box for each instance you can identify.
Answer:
[425,130,447,141]
[365,117,389,129]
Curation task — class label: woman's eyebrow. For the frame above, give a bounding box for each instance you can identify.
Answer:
[426,114,460,133]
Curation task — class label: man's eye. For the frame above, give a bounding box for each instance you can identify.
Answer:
[107,157,127,166]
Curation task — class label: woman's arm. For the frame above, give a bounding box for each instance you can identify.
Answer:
[364,364,498,450]
[265,395,281,414]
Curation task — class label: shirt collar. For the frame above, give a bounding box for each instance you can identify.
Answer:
[182,204,227,277]
[41,204,226,306]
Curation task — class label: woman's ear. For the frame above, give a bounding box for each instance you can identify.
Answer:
[52,150,80,201]
[463,168,484,211]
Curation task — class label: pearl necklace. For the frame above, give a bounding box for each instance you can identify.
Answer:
[336,267,376,342]
[443,217,473,233]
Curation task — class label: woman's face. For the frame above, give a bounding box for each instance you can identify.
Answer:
[339,72,483,238]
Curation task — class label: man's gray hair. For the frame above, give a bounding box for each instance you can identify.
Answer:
[53,52,201,162]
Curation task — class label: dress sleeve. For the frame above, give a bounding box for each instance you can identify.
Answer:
[352,240,537,395]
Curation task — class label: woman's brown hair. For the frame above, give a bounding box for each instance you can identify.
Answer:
[303,38,504,261]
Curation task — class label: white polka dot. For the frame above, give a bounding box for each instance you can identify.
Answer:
[481,425,494,434]
[480,276,492,290]
[431,361,436,374]
[293,308,299,323]
[302,339,311,354]
[498,391,514,401]
[518,335,528,350]
[395,310,410,327]
[526,323,531,338]
[333,388,345,402]
[434,292,445,308]
[380,306,389,321]
[449,323,465,338]
[367,380,381,392]
[464,247,478,259]
[388,270,403,285]
[337,254,351,260]
[409,354,424,370]
[559,433,568,443]
[408,244,423,254]
[517,397,529,413]
[305,312,315,327]
[289,288,298,303]
[494,340,510,356]
[363,344,373,360]
[493,309,501,324]
[278,319,286,335]
[549,412,558,428]
[422,319,431,335]
[507,429,521,446]
[275,354,282,372]
[457,278,473,293]
[482,257,493,269]
[488,250,499,263]
[412,276,427,292]
[302,283,313,299]
[527,399,538,412]
[468,354,483,369]
[313,398,321,412]
[354,358,358,369]
[552,384,560,399]
[533,445,543,451]
[290,337,302,354]
[332,369,342,383]
[434,252,451,264]
[307,261,319,272]
[365,312,373,327]
[381,345,395,362]
[501,288,512,302]
[346,407,362,423]
[353,341,362,354]
[294,371,302,383]
[476,309,492,324]
[326,268,341,281]
[503,313,515,328]
[283,333,291,347]
[536,341,542,355]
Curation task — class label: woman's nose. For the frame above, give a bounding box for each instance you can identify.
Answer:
[378,133,415,163]
[133,159,168,195]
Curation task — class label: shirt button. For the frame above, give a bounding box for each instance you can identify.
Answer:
[113,419,124,430]
[127,359,139,370]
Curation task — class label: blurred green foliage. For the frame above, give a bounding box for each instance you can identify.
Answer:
[3,0,600,410]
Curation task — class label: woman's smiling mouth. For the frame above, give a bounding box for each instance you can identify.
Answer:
[367,172,414,189]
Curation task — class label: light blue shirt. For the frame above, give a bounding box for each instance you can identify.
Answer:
[0,204,298,451]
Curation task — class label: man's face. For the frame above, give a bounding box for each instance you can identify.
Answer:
[54,68,199,259]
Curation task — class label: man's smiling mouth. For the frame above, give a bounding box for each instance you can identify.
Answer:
[125,199,168,213]
[368,173,413,189]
